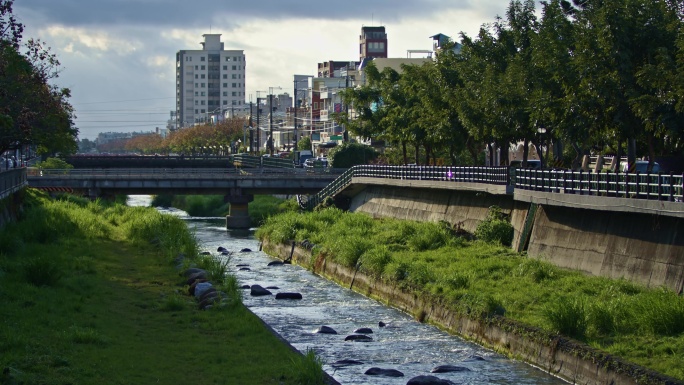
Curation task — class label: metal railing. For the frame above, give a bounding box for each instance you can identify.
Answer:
[303,165,509,209]
[231,154,294,169]
[515,169,684,202]
[0,168,27,200]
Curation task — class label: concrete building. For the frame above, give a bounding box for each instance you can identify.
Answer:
[359,26,387,61]
[175,34,246,129]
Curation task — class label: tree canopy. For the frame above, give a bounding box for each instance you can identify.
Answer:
[0,0,77,157]
[336,0,684,167]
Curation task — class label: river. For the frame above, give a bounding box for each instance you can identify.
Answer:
[128,195,567,385]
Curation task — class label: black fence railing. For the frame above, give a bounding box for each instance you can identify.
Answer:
[515,169,684,202]
[303,165,510,209]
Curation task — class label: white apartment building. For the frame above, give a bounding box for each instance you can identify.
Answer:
[175,34,246,128]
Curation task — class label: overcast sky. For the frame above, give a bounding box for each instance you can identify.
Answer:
[14,0,512,140]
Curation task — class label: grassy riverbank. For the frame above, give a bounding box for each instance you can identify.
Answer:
[256,208,684,381]
[0,190,324,385]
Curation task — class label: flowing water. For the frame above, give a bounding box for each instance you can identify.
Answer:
[128,195,566,385]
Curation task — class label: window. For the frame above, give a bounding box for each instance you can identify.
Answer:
[201,91,205,96]
[223,91,227,96]
[200,74,205,79]
[232,65,237,70]
[223,83,227,87]
[223,74,227,79]
[201,109,205,113]
[232,100,237,105]
[223,100,227,105]
[195,83,198,87]
[225,56,231,61]
[222,65,227,70]
[194,74,198,79]
[232,92,237,96]
[201,65,205,70]
[314,102,318,109]
[195,109,198,113]
[194,91,198,96]
[232,83,236,88]
[194,100,198,105]
[201,83,205,88]
[201,100,205,105]
[232,74,237,79]
[194,65,198,70]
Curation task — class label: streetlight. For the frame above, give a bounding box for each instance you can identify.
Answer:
[268,86,282,156]
[293,75,312,151]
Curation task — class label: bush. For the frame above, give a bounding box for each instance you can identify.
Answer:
[290,348,325,385]
[475,206,514,246]
[23,256,63,287]
[327,142,378,168]
[544,298,588,340]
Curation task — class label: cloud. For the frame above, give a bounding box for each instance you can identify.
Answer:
[36,25,141,56]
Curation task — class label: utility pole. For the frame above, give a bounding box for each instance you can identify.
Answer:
[269,93,274,156]
[294,78,298,151]
[248,101,254,154]
[256,97,262,153]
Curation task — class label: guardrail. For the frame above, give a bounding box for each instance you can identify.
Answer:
[515,169,684,202]
[0,168,27,200]
[231,154,294,169]
[303,165,509,209]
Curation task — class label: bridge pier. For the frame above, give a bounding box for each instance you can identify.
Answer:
[225,194,254,229]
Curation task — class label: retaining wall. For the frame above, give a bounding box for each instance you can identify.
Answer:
[263,240,681,385]
[346,185,684,293]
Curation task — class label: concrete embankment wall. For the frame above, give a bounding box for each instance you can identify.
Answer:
[347,184,684,293]
[528,205,684,294]
[263,240,679,385]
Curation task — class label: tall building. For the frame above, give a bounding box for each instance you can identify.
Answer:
[175,34,246,128]
[359,26,387,61]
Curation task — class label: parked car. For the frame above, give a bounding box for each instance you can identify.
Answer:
[620,160,661,173]
[304,157,328,170]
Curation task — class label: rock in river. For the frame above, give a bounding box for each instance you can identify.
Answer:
[250,285,272,296]
[431,364,471,373]
[364,367,404,377]
[314,326,338,335]
[275,292,302,300]
[407,375,456,385]
[344,334,373,342]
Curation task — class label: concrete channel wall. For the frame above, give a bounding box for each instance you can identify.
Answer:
[262,241,681,385]
[347,184,684,293]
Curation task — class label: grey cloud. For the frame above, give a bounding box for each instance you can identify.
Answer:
[16,0,469,27]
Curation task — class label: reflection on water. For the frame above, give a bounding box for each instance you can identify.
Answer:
[127,195,566,385]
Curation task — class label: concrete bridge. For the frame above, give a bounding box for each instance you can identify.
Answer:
[26,167,342,228]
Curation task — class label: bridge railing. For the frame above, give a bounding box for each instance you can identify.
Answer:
[303,165,509,209]
[231,154,294,169]
[0,168,27,200]
[515,169,684,202]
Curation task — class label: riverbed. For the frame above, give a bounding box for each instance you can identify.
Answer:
[129,195,566,385]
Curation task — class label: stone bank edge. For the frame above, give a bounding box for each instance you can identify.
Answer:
[261,239,683,385]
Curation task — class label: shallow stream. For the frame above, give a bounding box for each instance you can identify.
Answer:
[129,195,567,385]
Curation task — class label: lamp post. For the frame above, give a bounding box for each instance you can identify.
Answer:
[268,86,282,156]
[293,76,310,152]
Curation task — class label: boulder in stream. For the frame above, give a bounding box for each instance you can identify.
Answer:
[250,285,272,296]
[364,367,404,377]
[407,375,456,385]
[314,326,338,334]
[275,292,302,300]
[344,334,373,342]
[431,364,471,373]
[353,327,373,334]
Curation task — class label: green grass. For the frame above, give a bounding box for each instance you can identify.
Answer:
[0,189,317,385]
[256,208,684,380]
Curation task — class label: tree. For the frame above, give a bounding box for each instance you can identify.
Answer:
[0,0,77,157]
[297,136,311,151]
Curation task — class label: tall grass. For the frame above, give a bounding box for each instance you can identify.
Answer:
[290,348,325,385]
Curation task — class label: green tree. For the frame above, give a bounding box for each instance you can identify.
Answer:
[297,136,312,151]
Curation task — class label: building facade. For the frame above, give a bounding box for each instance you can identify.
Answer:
[175,34,246,128]
[359,26,387,61]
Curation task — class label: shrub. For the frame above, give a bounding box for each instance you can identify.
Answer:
[290,348,325,385]
[23,256,63,287]
[475,206,514,246]
[632,289,684,336]
[544,298,588,340]
[360,246,392,278]
[327,142,378,168]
